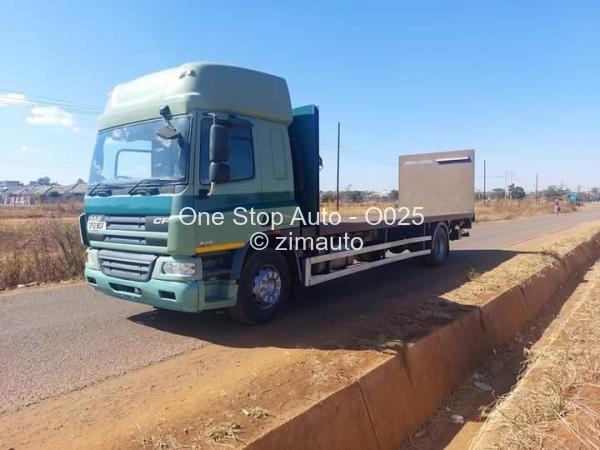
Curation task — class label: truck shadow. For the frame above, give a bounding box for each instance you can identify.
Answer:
[128,248,523,351]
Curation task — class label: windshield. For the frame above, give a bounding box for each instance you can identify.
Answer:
[89,116,191,186]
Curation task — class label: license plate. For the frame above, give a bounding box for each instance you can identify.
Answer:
[87,215,106,231]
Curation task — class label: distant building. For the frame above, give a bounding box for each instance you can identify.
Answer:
[0,180,22,187]
[366,190,393,200]
[0,180,87,206]
[0,181,23,205]
[44,181,87,203]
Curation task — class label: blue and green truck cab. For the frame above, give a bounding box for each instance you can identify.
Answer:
[82,62,474,324]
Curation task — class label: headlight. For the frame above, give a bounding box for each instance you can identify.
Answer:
[86,249,96,266]
[162,261,196,276]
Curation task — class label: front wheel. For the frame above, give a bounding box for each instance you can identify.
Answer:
[229,249,291,324]
[424,224,449,266]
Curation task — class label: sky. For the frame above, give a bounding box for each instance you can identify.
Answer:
[0,0,599,192]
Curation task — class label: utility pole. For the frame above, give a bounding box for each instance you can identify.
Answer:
[504,170,515,199]
[535,173,539,204]
[483,160,486,202]
[336,122,340,211]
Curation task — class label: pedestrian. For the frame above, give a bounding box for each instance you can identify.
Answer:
[554,201,561,215]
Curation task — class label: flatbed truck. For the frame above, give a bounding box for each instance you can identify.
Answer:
[82,62,474,324]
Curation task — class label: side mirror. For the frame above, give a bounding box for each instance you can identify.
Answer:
[209,162,231,184]
[210,124,230,162]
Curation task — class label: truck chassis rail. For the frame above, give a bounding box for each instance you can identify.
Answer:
[302,235,432,286]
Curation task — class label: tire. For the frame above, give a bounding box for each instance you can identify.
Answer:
[229,249,291,324]
[424,224,449,266]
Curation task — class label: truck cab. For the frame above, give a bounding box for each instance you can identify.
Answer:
[84,62,317,320]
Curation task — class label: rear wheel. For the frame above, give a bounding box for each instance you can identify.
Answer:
[424,224,449,266]
[229,249,291,324]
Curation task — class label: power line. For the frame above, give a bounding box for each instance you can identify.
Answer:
[2,98,101,115]
[0,89,100,109]
[319,141,395,165]
[0,89,102,115]
[321,138,388,157]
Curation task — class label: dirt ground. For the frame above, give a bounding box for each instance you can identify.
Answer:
[0,223,598,449]
[402,254,600,449]
[472,260,600,449]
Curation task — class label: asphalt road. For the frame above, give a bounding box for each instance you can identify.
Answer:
[2,208,600,414]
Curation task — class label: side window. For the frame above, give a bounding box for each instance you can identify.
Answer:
[200,119,254,183]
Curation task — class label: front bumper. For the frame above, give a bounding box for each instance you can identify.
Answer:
[84,251,237,312]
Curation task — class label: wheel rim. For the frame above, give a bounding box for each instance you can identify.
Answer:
[251,264,282,309]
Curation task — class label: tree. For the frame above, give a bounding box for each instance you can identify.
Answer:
[343,190,365,203]
[37,176,51,185]
[320,191,336,203]
[508,184,526,200]
[388,189,399,201]
[490,188,506,200]
[544,185,567,200]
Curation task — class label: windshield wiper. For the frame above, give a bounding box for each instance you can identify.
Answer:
[88,182,121,197]
[128,178,183,196]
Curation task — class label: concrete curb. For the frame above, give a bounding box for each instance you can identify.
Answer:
[247,232,600,450]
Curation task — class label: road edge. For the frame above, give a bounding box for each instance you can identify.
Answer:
[246,228,600,450]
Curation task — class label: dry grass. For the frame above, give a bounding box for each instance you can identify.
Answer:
[0,218,85,290]
[320,201,396,217]
[466,268,482,282]
[471,262,600,449]
[397,225,600,449]
[444,224,600,306]
[475,199,577,223]
[0,202,82,220]
[205,421,241,442]
[443,250,558,306]
[241,406,269,419]
[138,433,179,449]
[321,199,578,223]
[135,422,180,449]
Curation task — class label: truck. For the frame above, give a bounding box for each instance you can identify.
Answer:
[82,62,474,324]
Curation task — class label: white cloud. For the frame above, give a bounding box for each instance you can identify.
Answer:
[19,145,39,153]
[26,105,77,129]
[1,92,83,132]
[0,92,26,107]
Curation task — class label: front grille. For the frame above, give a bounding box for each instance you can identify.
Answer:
[105,215,147,231]
[98,250,157,282]
[87,215,169,248]
[103,215,168,232]
[89,234,167,246]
